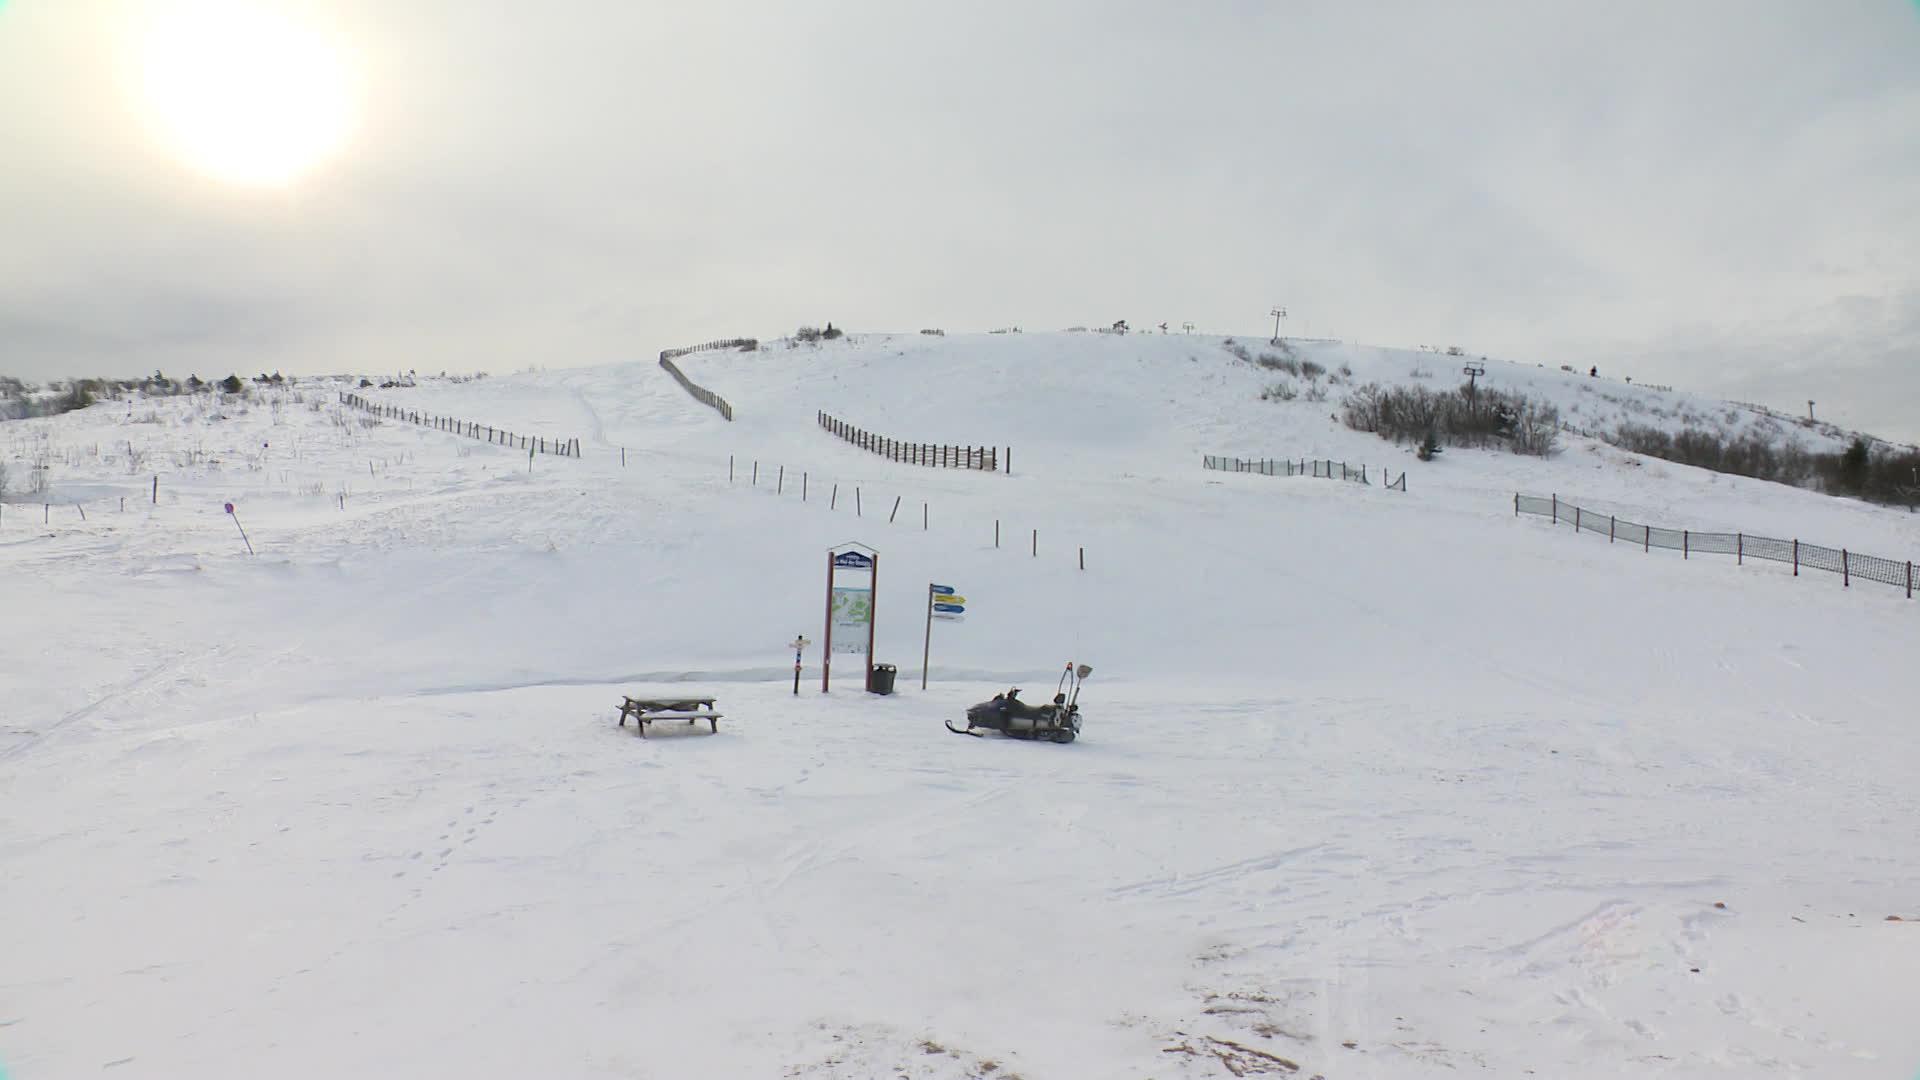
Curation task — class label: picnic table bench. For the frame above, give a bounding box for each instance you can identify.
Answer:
[617,696,723,737]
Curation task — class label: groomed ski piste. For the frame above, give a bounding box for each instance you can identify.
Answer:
[3,331,1916,1078]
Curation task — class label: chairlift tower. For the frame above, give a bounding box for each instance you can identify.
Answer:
[1463,362,1486,406]
[1269,306,1286,344]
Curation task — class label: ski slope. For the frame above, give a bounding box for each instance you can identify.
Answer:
[2,331,1916,1079]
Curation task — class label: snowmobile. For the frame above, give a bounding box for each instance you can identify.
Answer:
[947,662,1090,743]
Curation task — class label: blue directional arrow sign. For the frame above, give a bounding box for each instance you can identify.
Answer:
[930,583,955,595]
[933,603,966,614]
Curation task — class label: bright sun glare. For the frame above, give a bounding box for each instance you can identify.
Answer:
[137,1,355,186]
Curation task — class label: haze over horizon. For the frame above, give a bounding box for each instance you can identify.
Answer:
[3,0,1917,441]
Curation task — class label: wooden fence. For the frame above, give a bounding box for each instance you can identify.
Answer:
[658,339,755,421]
[1516,493,1916,599]
[818,412,1003,472]
[338,392,581,457]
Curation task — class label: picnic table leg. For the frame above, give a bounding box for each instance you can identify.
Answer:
[708,717,718,733]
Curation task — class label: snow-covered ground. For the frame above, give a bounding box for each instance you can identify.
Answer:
[3,332,1916,1078]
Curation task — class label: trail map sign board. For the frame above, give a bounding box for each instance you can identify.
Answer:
[822,545,878,691]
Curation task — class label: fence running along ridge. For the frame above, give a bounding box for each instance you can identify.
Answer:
[1516,493,1917,599]
[818,412,1004,472]
[338,392,581,457]
[1204,455,1407,492]
[658,339,755,421]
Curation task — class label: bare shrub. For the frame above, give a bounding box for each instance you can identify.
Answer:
[1300,359,1326,379]
[1261,382,1298,402]
[1224,342,1252,362]
[1511,401,1561,457]
[1342,383,1386,432]
[1304,381,1328,403]
[795,326,823,343]
[1343,381,1558,456]
[1256,351,1300,375]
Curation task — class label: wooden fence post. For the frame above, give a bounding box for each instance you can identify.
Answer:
[1079,546,1085,571]
[152,475,158,504]
[778,466,784,494]
[856,488,862,516]
[729,455,734,482]
[1031,528,1037,557]
[889,495,901,523]
[1575,506,1582,532]
[995,519,1000,548]
[1610,516,1616,542]
[1552,494,1558,523]
[752,461,758,485]
[1908,561,1912,600]
[803,472,808,501]
[1737,534,1743,564]
[1683,530,1689,559]
[1842,549,1849,587]
[831,484,838,510]
[923,502,928,531]
[1793,539,1799,576]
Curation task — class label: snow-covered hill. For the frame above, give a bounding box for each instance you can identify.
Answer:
[2,331,1916,1078]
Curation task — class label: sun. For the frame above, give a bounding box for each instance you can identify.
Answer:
[135,1,356,186]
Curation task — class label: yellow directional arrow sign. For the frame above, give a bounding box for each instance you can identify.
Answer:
[932,594,965,605]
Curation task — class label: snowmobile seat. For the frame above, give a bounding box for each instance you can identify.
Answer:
[1002,696,1053,721]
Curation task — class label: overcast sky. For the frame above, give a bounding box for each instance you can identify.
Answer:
[3,1,1917,440]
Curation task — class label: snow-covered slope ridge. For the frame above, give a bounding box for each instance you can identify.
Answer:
[1,331,1915,1079]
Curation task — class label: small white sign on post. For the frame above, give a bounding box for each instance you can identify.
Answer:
[790,635,812,695]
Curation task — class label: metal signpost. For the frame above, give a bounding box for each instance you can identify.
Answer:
[921,583,966,690]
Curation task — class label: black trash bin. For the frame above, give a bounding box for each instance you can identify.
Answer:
[867,663,897,695]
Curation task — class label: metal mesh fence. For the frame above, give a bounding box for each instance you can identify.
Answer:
[1204,455,1404,491]
[1515,492,1915,599]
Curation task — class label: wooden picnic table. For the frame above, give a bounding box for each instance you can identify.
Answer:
[617,696,722,737]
